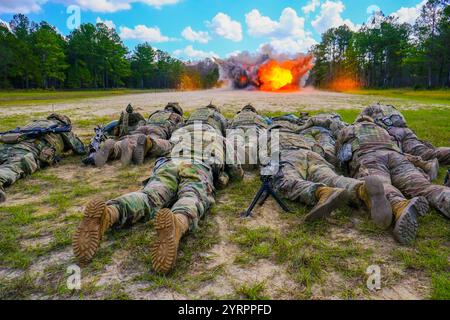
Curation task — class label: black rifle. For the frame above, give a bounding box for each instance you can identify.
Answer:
[445,169,450,187]
[242,164,290,217]
[82,120,118,166]
[0,124,72,138]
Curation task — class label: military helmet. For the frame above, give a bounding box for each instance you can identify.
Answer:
[242,104,257,113]
[206,103,220,113]
[47,114,71,126]
[165,102,183,116]
[126,104,134,113]
[355,115,374,123]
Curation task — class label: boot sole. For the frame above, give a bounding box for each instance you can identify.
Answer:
[94,140,115,167]
[305,189,348,222]
[151,208,178,274]
[364,176,393,230]
[73,199,106,264]
[120,141,132,166]
[393,197,427,245]
[132,135,146,165]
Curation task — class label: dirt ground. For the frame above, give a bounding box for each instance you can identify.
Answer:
[0,89,449,300]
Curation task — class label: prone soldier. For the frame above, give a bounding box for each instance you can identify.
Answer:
[73,104,243,274]
[0,114,85,203]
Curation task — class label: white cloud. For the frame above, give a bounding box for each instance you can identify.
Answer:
[226,50,241,58]
[246,8,307,38]
[0,0,181,14]
[264,37,318,55]
[181,26,211,44]
[246,7,316,55]
[119,25,174,42]
[302,0,321,14]
[311,0,359,34]
[207,13,243,42]
[390,0,426,25]
[173,45,218,60]
[96,17,116,29]
[0,0,46,14]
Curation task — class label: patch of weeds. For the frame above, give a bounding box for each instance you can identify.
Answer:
[0,273,38,299]
[235,281,270,300]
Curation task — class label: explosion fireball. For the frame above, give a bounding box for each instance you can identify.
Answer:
[215,52,314,92]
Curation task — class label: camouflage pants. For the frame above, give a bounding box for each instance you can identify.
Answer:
[273,149,362,205]
[403,138,450,165]
[349,149,449,210]
[227,126,268,170]
[301,127,338,166]
[0,145,39,188]
[107,158,215,230]
[132,125,173,157]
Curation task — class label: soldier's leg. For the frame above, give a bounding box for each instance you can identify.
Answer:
[73,159,179,263]
[273,151,348,222]
[307,150,392,228]
[353,151,428,244]
[390,152,450,218]
[151,161,215,273]
[405,138,450,165]
[94,139,116,167]
[0,150,39,202]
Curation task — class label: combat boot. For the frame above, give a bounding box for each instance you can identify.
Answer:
[151,209,189,274]
[0,186,6,204]
[94,139,116,167]
[431,191,450,219]
[423,158,439,181]
[73,199,119,264]
[304,187,348,221]
[118,139,133,166]
[357,176,392,229]
[392,197,429,245]
[132,134,152,165]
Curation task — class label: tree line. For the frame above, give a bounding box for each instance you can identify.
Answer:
[310,0,450,89]
[0,14,219,90]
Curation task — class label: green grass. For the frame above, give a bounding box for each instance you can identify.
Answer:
[0,89,174,107]
[0,105,448,299]
[345,89,450,105]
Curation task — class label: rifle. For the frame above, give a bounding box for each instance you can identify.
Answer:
[445,169,450,187]
[0,124,72,143]
[82,120,118,166]
[242,164,290,217]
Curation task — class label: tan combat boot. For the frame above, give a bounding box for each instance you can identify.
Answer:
[132,134,152,165]
[357,176,392,229]
[118,139,133,166]
[94,139,116,167]
[73,199,119,264]
[423,158,439,181]
[0,186,6,204]
[151,209,189,274]
[304,187,348,221]
[392,196,429,245]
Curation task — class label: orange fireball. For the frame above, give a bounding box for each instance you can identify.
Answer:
[257,56,314,92]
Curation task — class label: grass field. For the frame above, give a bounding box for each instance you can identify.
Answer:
[345,89,450,105]
[0,91,449,300]
[0,89,174,107]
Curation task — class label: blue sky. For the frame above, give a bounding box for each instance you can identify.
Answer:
[0,0,426,59]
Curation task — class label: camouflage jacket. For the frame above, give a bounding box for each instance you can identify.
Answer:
[299,113,348,138]
[228,110,270,130]
[3,118,85,165]
[133,110,184,139]
[336,121,401,159]
[117,109,146,137]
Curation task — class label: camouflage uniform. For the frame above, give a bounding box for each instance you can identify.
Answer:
[299,113,348,166]
[227,106,271,169]
[337,119,450,218]
[269,115,363,205]
[97,106,184,165]
[106,106,243,230]
[116,104,146,138]
[0,114,85,192]
[360,104,450,165]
